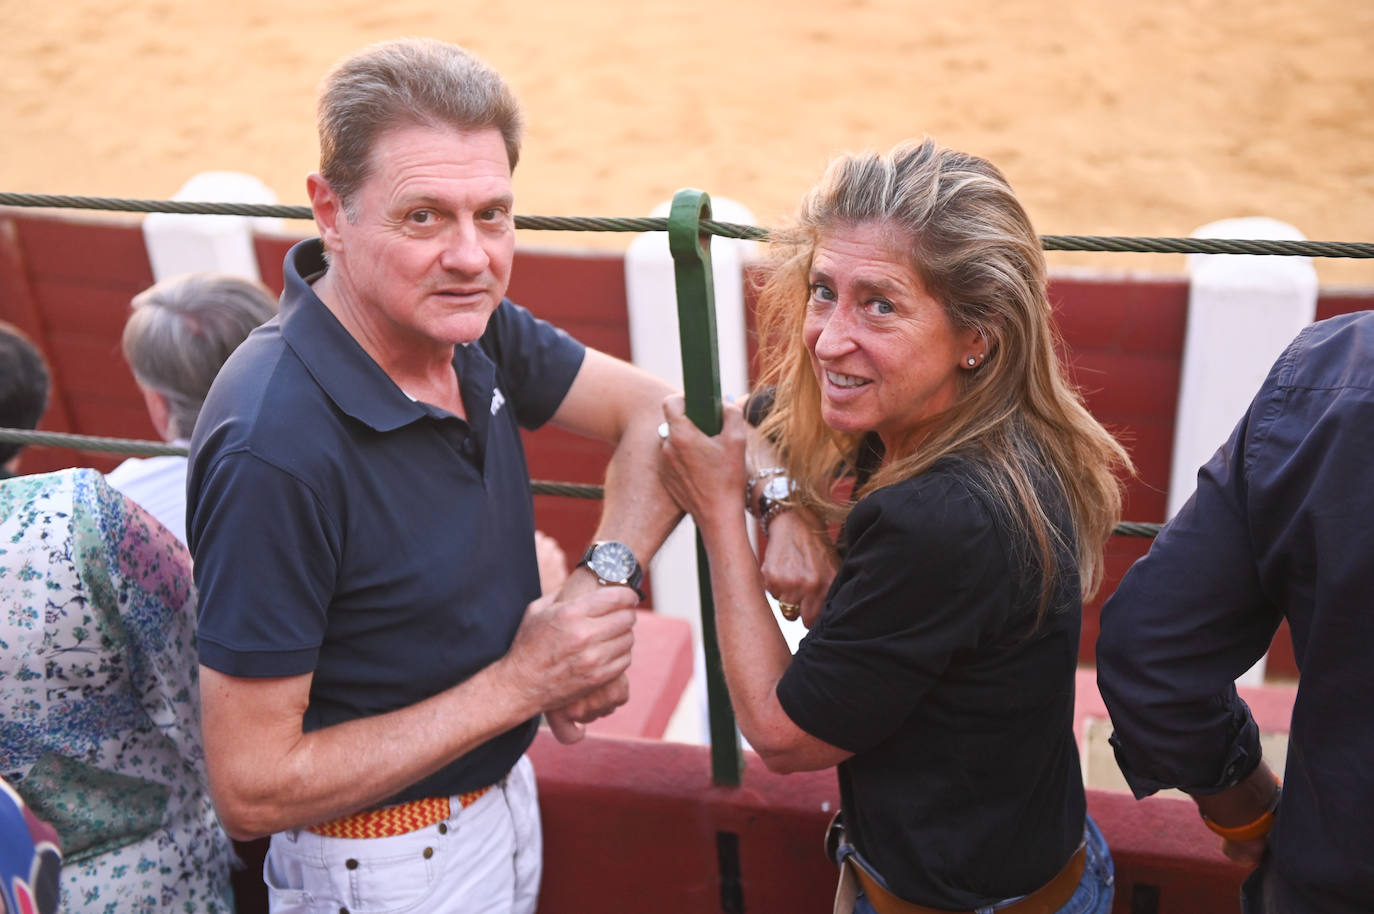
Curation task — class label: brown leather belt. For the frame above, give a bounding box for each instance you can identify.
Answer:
[846,844,1087,914]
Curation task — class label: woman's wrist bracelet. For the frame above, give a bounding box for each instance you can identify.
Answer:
[1199,781,1282,842]
[745,466,787,515]
[759,500,790,539]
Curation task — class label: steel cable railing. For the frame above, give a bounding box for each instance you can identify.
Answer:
[3,191,1373,259]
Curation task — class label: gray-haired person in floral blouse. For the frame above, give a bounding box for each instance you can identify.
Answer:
[0,468,233,912]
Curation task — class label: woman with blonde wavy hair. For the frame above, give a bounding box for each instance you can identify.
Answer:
[659,138,1130,913]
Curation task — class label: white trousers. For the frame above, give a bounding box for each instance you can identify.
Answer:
[264,755,542,914]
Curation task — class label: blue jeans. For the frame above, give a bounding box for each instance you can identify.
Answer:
[852,815,1114,914]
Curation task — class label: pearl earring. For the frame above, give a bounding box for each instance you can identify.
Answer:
[967,357,977,367]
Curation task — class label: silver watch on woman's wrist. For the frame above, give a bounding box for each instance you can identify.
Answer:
[752,472,797,538]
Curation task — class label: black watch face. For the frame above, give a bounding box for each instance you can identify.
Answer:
[590,541,637,583]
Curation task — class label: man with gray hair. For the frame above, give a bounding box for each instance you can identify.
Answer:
[107,272,277,544]
[188,38,681,913]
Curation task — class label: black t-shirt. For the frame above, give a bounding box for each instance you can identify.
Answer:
[777,457,1084,908]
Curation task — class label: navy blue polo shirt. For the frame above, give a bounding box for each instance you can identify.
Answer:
[188,239,585,803]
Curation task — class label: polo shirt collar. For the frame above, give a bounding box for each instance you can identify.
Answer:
[279,238,436,433]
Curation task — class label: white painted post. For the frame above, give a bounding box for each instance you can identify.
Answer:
[141,172,284,282]
[1172,217,1317,685]
[626,196,757,743]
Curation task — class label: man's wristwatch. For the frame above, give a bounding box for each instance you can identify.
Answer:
[754,474,797,538]
[577,541,646,602]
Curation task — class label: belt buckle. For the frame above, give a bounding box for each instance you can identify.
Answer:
[824,810,845,863]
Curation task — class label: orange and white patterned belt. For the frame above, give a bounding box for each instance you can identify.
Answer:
[307,785,494,840]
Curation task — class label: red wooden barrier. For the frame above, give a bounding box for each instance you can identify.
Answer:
[0,211,154,476]
[530,732,1253,914]
[230,734,1255,914]
[5,206,1369,669]
[5,208,1345,914]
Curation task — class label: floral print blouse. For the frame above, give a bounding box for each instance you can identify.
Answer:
[0,469,232,913]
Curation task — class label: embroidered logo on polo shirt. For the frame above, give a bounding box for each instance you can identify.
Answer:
[490,387,506,416]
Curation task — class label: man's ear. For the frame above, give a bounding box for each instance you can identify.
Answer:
[307,173,345,253]
[139,385,174,442]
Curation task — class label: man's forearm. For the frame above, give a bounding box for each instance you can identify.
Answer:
[591,411,683,564]
[546,375,682,741]
[200,662,542,841]
[550,349,684,575]
[558,417,683,603]
[1097,448,1277,797]
[202,587,638,839]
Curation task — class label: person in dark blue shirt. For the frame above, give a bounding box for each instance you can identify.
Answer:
[189,39,681,914]
[1097,311,1374,913]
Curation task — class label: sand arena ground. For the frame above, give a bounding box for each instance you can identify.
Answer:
[2,0,1371,285]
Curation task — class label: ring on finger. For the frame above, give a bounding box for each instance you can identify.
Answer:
[777,601,801,621]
